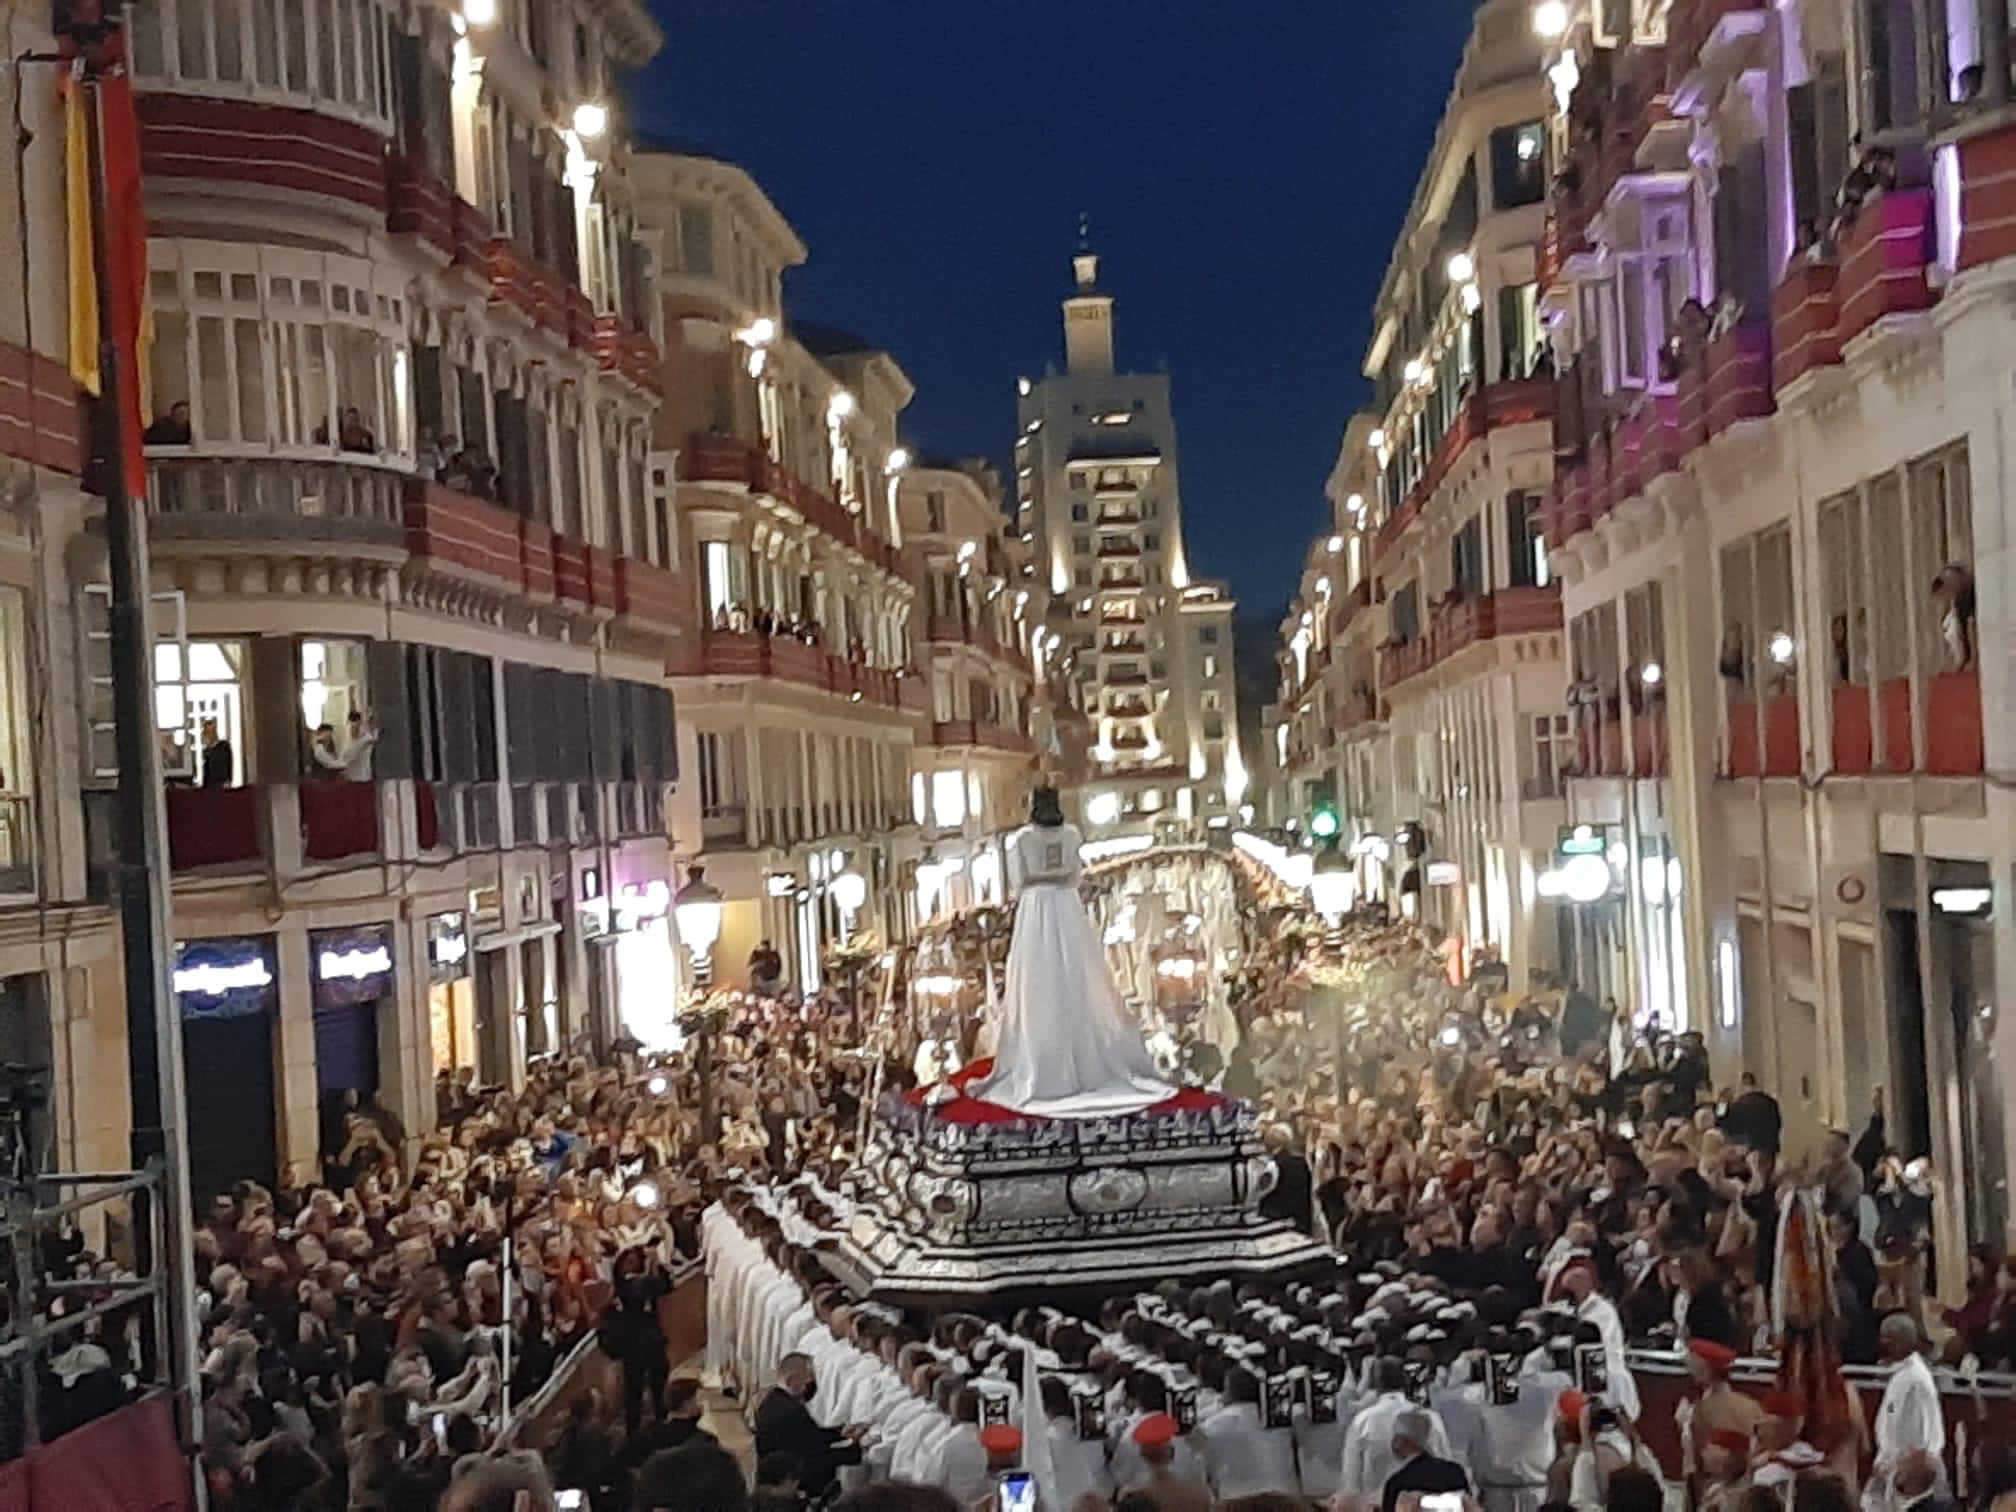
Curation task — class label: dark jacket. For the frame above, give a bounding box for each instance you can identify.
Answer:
[754,1386,859,1496]
[1383,1452,1471,1512]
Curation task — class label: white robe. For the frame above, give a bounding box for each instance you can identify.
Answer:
[968,823,1175,1118]
[1196,1400,1301,1498]
[1874,1353,1943,1465]
[1342,1391,1454,1497]
[1047,1418,1114,1509]
[1576,1292,1640,1421]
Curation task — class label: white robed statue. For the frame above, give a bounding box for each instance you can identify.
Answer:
[969,786,1176,1118]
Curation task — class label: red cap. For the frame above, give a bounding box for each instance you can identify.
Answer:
[1760,1390,1805,1421]
[1688,1338,1738,1372]
[1557,1389,1587,1422]
[1133,1412,1180,1448]
[1708,1429,1752,1457]
[979,1424,1023,1456]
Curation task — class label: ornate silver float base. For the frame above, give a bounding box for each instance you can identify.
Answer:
[833,1096,1329,1306]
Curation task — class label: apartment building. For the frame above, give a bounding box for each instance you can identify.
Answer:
[1528,0,2016,1264]
[115,0,678,1199]
[898,462,1041,914]
[1016,249,1245,838]
[1287,1,1570,980]
[638,148,934,993]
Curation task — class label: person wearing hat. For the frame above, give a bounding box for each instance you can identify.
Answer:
[1123,1411,1211,1512]
[980,1422,1023,1470]
[1195,1365,1299,1498]
[1683,1338,1761,1460]
[1697,1427,1752,1512]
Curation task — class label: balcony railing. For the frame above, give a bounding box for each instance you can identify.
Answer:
[1376,378,1556,564]
[698,631,923,713]
[1666,0,1770,88]
[165,784,265,871]
[300,779,381,861]
[681,433,902,575]
[148,457,406,549]
[1379,586,1565,691]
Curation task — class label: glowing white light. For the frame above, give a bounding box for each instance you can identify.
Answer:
[1532,0,1569,39]
[737,317,777,346]
[1768,631,1795,664]
[174,958,275,996]
[1403,359,1424,383]
[1460,283,1483,314]
[1439,1025,1462,1047]
[958,540,979,562]
[431,930,468,968]
[1327,534,1344,553]
[886,448,911,473]
[572,102,608,140]
[1558,851,1612,903]
[318,945,393,982]
[1717,939,1739,1029]
[647,1074,669,1096]
[463,0,497,25]
[1641,661,1663,686]
[1368,428,1386,451]
[1085,791,1122,827]
[831,870,868,913]
[1017,377,1032,396]
[632,1180,661,1210]
[1447,252,1475,284]
[1933,886,1993,915]
[829,390,856,420]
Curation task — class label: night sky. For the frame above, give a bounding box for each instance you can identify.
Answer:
[634,0,1479,623]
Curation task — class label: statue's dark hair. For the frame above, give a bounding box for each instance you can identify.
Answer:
[1030,785,1065,827]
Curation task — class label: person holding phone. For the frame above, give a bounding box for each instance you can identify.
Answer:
[1381,1408,1472,1512]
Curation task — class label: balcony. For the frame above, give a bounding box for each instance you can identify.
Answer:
[1106,667,1150,688]
[1953,118,2016,273]
[1828,671,1983,777]
[1096,504,1142,526]
[1725,695,1802,778]
[1375,378,1556,565]
[300,780,381,861]
[148,457,407,557]
[1098,571,1145,591]
[680,433,903,575]
[164,785,265,871]
[1673,326,1773,455]
[1836,190,1936,345]
[612,556,692,636]
[136,93,387,221]
[1771,260,1842,391]
[484,236,573,346]
[1379,586,1565,692]
[1097,538,1142,559]
[1666,0,1770,88]
[697,630,923,714]
[591,314,662,396]
[385,152,454,262]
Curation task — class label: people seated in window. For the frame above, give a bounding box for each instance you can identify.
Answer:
[1933,563,1977,670]
[143,401,192,446]
[1831,139,1898,245]
[199,717,235,789]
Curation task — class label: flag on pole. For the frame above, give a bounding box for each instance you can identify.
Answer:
[62,60,98,399]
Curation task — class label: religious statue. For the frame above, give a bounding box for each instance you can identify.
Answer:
[968,786,1175,1117]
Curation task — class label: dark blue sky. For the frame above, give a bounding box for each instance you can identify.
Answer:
[635,0,1477,621]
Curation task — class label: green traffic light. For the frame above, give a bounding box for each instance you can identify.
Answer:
[1309,808,1340,840]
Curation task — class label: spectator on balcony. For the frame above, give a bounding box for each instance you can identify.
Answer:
[309,711,378,781]
[143,400,193,446]
[330,407,378,455]
[1932,564,1976,670]
[199,717,236,789]
[416,427,448,481]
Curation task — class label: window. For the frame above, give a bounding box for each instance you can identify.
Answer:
[1498,282,1543,381]
[925,490,946,533]
[1070,503,1088,523]
[1073,533,1089,557]
[678,202,715,277]
[1070,474,1088,491]
[1611,200,1694,389]
[1789,54,1852,246]
[1198,625,1219,645]
[1204,714,1224,739]
[1143,531,1160,551]
[1491,122,1547,208]
[130,0,394,126]
[1506,491,1550,588]
[1074,567,1091,588]
[148,243,410,458]
[1526,714,1571,796]
[1202,654,1219,679]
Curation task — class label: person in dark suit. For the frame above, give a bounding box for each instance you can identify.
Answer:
[1259,1127,1315,1233]
[754,1352,860,1498]
[1381,1408,1470,1512]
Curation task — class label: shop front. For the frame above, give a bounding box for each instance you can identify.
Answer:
[309,926,393,1161]
[596,873,681,1052]
[174,937,279,1200]
[426,912,475,1074]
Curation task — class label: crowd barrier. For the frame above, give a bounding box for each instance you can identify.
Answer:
[0,1391,190,1510]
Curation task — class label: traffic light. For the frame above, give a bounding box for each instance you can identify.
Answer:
[1308,784,1341,842]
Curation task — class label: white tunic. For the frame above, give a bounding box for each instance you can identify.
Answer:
[1342,1391,1454,1497]
[1873,1353,1944,1470]
[1196,1400,1301,1497]
[1576,1292,1640,1421]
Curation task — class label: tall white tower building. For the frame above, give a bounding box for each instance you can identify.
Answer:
[1017,250,1245,835]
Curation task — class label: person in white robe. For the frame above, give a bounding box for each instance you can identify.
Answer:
[1558,1260,1639,1422]
[1866,1314,1945,1512]
[1195,1370,1300,1497]
[1039,1377,1113,1510]
[1342,1361,1455,1497]
[968,788,1175,1118]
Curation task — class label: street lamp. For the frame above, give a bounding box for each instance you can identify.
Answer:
[673,865,723,987]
